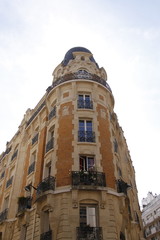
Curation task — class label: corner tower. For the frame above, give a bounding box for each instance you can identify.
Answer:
[0,47,144,240]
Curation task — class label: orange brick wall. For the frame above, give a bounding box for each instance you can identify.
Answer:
[56,102,74,187]
[97,104,116,189]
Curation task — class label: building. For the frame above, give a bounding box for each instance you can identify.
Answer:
[0,47,144,240]
[142,192,160,240]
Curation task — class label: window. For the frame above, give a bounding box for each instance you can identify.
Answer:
[28,152,36,175]
[6,167,14,188]
[48,105,56,120]
[3,196,9,210]
[79,156,95,171]
[80,205,98,227]
[46,127,54,153]
[32,129,39,145]
[11,148,18,161]
[40,210,52,239]
[78,94,93,109]
[44,162,51,178]
[78,120,95,142]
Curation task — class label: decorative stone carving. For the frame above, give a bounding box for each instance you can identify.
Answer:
[100,109,107,119]
[62,106,69,116]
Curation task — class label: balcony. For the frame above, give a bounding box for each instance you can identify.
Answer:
[17,197,32,213]
[0,208,8,223]
[77,99,93,109]
[46,138,54,153]
[32,133,39,145]
[36,176,55,197]
[117,179,131,195]
[28,161,35,175]
[72,171,106,188]
[76,226,103,240]
[40,230,52,240]
[78,131,95,143]
[6,176,13,188]
[48,107,56,120]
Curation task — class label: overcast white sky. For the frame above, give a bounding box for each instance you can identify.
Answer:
[0,0,160,204]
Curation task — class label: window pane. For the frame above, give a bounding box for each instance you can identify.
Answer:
[85,95,90,101]
[87,207,96,227]
[80,206,87,227]
[78,95,83,100]
[87,157,94,170]
[79,120,85,131]
[86,121,92,131]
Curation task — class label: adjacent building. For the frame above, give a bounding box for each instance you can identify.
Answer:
[0,47,144,239]
[142,192,160,240]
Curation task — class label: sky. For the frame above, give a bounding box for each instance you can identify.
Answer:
[0,0,160,205]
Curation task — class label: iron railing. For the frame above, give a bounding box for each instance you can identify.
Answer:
[46,138,54,153]
[40,230,52,240]
[116,179,131,195]
[11,149,18,161]
[17,197,32,213]
[78,131,95,142]
[6,176,13,188]
[28,161,35,175]
[72,171,106,187]
[37,176,55,197]
[76,227,103,240]
[48,107,56,120]
[77,99,93,109]
[32,133,39,145]
[0,208,8,222]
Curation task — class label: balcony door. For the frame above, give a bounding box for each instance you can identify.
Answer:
[79,156,95,171]
[80,205,97,227]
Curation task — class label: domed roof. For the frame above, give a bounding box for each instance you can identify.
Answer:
[62,47,99,67]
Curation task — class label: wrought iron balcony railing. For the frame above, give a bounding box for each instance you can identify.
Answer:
[78,131,95,142]
[6,176,13,188]
[40,230,52,240]
[77,99,93,109]
[77,226,103,240]
[11,149,18,161]
[116,179,131,195]
[36,176,55,197]
[17,197,32,213]
[46,138,54,153]
[72,171,106,187]
[28,161,35,175]
[0,208,8,223]
[32,133,39,145]
[48,107,56,120]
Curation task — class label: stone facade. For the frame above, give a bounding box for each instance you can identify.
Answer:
[0,47,144,240]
